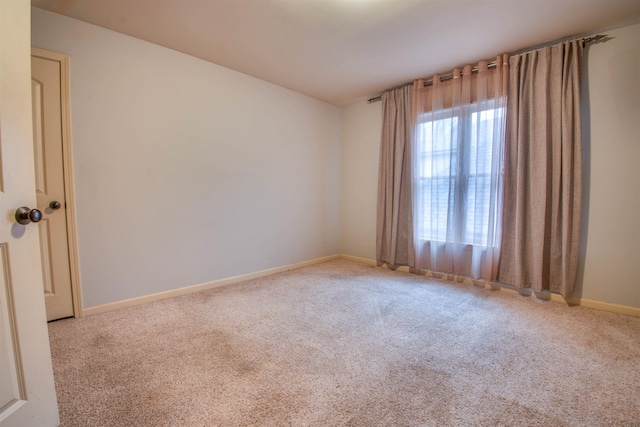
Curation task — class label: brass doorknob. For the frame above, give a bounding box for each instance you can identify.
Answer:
[15,207,43,225]
[49,201,61,210]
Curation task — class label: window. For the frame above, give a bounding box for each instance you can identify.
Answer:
[415,102,504,247]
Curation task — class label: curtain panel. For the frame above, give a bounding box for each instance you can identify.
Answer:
[376,41,584,298]
[497,40,584,297]
[412,57,509,280]
[376,84,415,268]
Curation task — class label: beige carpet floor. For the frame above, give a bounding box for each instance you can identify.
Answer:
[48,259,640,426]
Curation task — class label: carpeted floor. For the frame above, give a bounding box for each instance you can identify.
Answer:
[48,259,640,426]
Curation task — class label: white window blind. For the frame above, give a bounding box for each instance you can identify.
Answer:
[415,103,504,247]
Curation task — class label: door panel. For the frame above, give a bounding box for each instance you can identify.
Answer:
[31,53,74,321]
[0,0,59,425]
[0,244,26,414]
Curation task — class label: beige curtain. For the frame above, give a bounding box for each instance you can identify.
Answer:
[376,84,415,268]
[498,40,584,297]
[412,57,509,280]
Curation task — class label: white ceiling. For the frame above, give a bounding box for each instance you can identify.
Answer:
[31,0,640,105]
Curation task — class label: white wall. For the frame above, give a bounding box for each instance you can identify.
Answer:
[340,102,380,257]
[577,22,640,307]
[32,8,341,308]
[31,7,639,310]
[340,22,640,309]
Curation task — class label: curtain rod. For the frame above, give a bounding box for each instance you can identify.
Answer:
[366,34,605,104]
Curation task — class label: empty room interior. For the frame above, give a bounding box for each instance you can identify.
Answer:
[1,0,639,425]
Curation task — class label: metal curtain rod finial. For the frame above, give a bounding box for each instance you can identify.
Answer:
[367,34,606,104]
[582,34,606,44]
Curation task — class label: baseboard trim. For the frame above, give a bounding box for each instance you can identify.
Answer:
[337,254,640,317]
[81,253,640,318]
[338,254,412,272]
[82,255,339,317]
[551,295,640,317]
[338,254,377,266]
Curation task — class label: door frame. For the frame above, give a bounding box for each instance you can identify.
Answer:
[32,47,83,318]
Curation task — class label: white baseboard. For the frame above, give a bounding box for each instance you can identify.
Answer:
[82,255,339,317]
[81,253,640,318]
[338,254,640,318]
[551,295,640,317]
[338,254,377,266]
[338,254,412,272]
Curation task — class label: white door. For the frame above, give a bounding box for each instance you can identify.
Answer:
[31,49,75,321]
[0,1,60,426]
